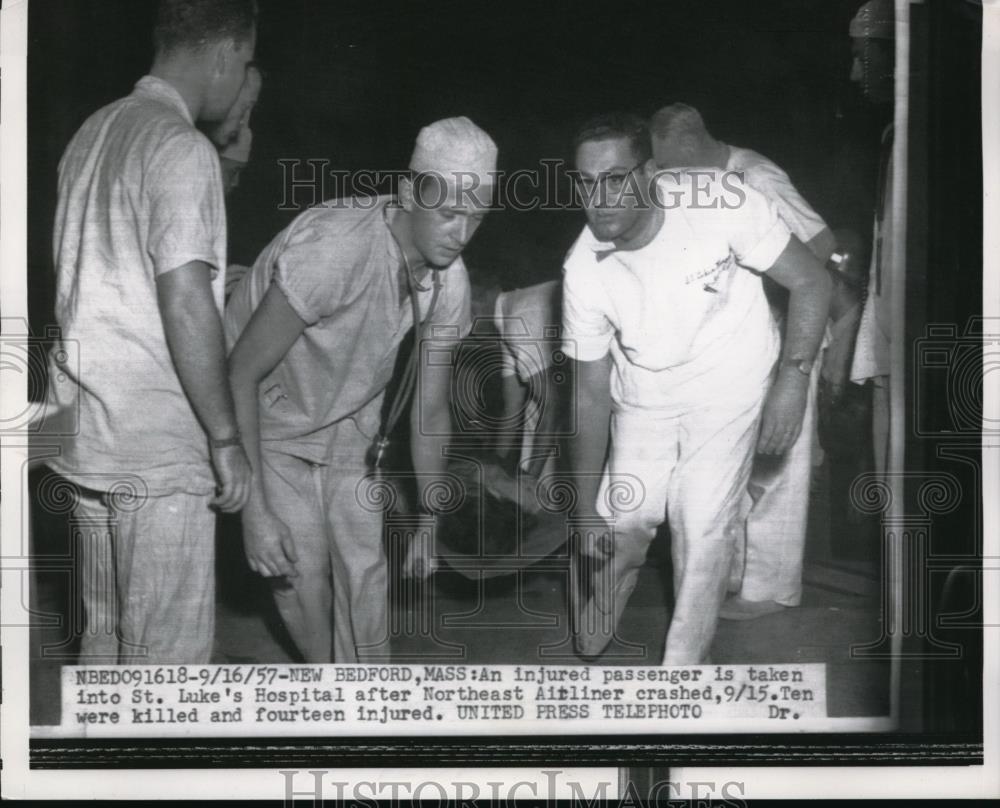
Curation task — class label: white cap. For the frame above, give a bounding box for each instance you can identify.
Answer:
[849,0,894,40]
[409,116,498,182]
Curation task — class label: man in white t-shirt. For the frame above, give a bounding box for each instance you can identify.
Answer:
[562,113,831,664]
[649,103,837,621]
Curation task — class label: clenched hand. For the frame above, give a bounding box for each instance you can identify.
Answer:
[401,515,438,579]
[242,505,299,578]
[210,443,252,512]
[757,372,809,455]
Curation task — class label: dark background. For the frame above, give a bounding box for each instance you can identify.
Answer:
[28,0,888,325]
[26,0,984,745]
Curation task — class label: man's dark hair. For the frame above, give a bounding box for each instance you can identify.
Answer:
[572,112,651,164]
[153,0,257,55]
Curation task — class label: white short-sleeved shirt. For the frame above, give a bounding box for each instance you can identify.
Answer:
[727,146,831,348]
[225,196,472,462]
[45,76,227,495]
[562,172,790,414]
[726,146,828,245]
[494,280,562,383]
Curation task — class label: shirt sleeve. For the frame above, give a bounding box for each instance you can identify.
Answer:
[146,131,226,278]
[726,181,793,273]
[743,164,828,244]
[561,257,614,362]
[270,211,363,326]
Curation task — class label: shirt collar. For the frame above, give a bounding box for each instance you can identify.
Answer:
[133,75,195,125]
[381,196,405,265]
[582,227,618,262]
[584,208,668,264]
[591,245,618,262]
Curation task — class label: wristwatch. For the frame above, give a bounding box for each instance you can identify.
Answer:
[782,357,814,377]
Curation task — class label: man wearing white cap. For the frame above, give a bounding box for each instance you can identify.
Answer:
[649,103,836,621]
[847,0,895,475]
[226,117,496,662]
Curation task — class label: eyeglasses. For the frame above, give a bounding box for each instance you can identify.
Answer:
[571,162,644,197]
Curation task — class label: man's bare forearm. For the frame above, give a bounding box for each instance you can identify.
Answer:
[765,239,834,364]
[411,343,458,508]
[411,416,451,507]
[783,269,833,363]
[230,370,268,506]
[157,262,239,441]
[411,429,449,478]
[227,283,311,510]
[566,357,612,513]
[805,226,837,266]
[499,373,527,466]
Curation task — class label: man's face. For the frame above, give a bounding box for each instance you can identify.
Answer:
[211,65,262,147]
[574,136,646,243]
[651,139,692,170]
[850,37,894,105]
[407,174,492,268]
[204,29,257,123]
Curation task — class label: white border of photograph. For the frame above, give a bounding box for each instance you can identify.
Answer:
[2,0,996,799]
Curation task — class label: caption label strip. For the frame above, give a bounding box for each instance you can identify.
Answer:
[60,663,827,736]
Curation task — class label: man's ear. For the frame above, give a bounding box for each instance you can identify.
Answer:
[642,158,677,194]
[398,176,415,212]
[209,40,228,78]
[680,134,700,160]
[211,37,240,78]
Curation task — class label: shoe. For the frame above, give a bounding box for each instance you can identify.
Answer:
[574,565,640,658]
[718,595,787,621]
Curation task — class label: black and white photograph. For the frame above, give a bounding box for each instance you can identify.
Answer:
[0,0,994,800]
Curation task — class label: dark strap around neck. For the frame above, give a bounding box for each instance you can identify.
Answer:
[378,262,443,443]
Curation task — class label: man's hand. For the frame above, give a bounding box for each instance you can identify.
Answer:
[242,504,299,578]
[210,443,253,512]
[757,371,809,455]
[820,351,849,401]
[760,236,831,453]
[225,263,251,298]
[219,123,253,164]
[401,515,437,579]
[157,262,249,501]
[572,506,614,560]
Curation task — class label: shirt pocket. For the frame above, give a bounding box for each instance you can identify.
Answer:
[261,382,291,413]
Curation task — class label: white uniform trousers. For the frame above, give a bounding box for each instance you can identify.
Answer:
[597,392,765,665]
[261,408,388,664]
[731,360,820,606]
